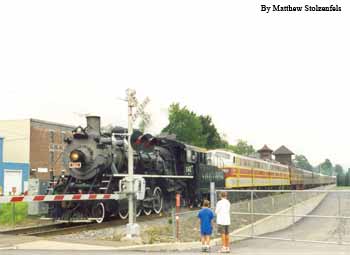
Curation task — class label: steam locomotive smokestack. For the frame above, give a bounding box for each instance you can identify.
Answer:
[86,116,101,134]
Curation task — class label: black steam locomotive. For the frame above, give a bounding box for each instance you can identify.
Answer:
[46,116,224,223]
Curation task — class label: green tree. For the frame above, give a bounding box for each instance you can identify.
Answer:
[346,171,350,186]
[162,103,206,147]
[334,164,344,176]
[319,159,333,176]
[293,155,313,171]
[227,140,255,156]
[337,172,346,186]
[199,115,225,149]
[162,103,254,152]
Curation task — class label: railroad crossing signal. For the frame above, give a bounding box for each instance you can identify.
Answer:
[125,88,151,238]
[132,97,150,122]
[130,131,159,153]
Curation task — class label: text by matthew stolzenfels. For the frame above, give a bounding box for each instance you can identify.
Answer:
[261,4,341,13]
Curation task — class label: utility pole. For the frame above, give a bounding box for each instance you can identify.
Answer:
[125,88,139,238]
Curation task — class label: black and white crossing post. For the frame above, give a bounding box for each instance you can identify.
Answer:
[125,88,150,238]
[126,88,139,238]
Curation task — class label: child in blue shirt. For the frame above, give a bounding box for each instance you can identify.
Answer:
[198,199,214,252]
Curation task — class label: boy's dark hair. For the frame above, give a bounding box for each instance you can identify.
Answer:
[203,200,210,207]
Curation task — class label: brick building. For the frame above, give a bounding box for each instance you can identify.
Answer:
[0,119,75,187]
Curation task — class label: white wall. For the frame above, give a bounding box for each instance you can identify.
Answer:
[0,119,30,163]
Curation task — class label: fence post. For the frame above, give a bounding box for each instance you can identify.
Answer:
[172,207,176,240]
[176,193,180,241]
[337,193,342,245]
[250,190,254,237]
[210,182,215,210]
[292,191,296,242]
[12,202,16,226]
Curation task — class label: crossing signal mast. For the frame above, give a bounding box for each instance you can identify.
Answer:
[125,88,150,238]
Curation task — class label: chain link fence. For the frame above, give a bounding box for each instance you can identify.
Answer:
[172,185,350,245]
[213,187,350,245]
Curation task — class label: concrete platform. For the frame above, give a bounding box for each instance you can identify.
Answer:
[1,241,348,255]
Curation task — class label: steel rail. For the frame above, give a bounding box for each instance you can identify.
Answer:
[215,189,343,193]
[230,211,350,219]
[0,213,166,237]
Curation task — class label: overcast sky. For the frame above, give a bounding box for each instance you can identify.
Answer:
[0,1,349,169]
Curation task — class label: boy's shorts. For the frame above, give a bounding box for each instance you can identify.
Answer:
[217,224,229,235]
[201,229,212,236]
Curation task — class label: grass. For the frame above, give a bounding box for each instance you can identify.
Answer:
[143,225,173,244]
[335,186,350,190]
[0,202,28,225]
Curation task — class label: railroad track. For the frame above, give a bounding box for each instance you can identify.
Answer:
[0,213,165,237]
[0,223,76,236]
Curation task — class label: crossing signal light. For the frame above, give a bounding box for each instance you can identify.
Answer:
[130,131,159,152]
[130,130,143,151]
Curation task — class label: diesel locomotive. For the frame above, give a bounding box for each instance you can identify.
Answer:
[207,149,336,189]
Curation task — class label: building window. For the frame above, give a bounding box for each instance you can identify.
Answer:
[49,130,54,143]
[61,154,65,164]
[49,151,55,165]
[61,132,65,144]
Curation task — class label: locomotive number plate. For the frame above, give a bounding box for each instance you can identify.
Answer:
[69,162,81,168]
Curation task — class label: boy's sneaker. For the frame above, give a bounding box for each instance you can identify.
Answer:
[201,245,210,252]
[219,247,230,253]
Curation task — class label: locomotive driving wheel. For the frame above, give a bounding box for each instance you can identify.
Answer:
[93,202,105,223]
[152,186,163,214]
[143,187,153,216]
[118,208,128,220]
[136,201,142,217]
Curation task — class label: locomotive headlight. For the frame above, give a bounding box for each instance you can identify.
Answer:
[70,150,80,162]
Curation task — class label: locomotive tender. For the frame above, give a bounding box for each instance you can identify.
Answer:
[46,116,335,223]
